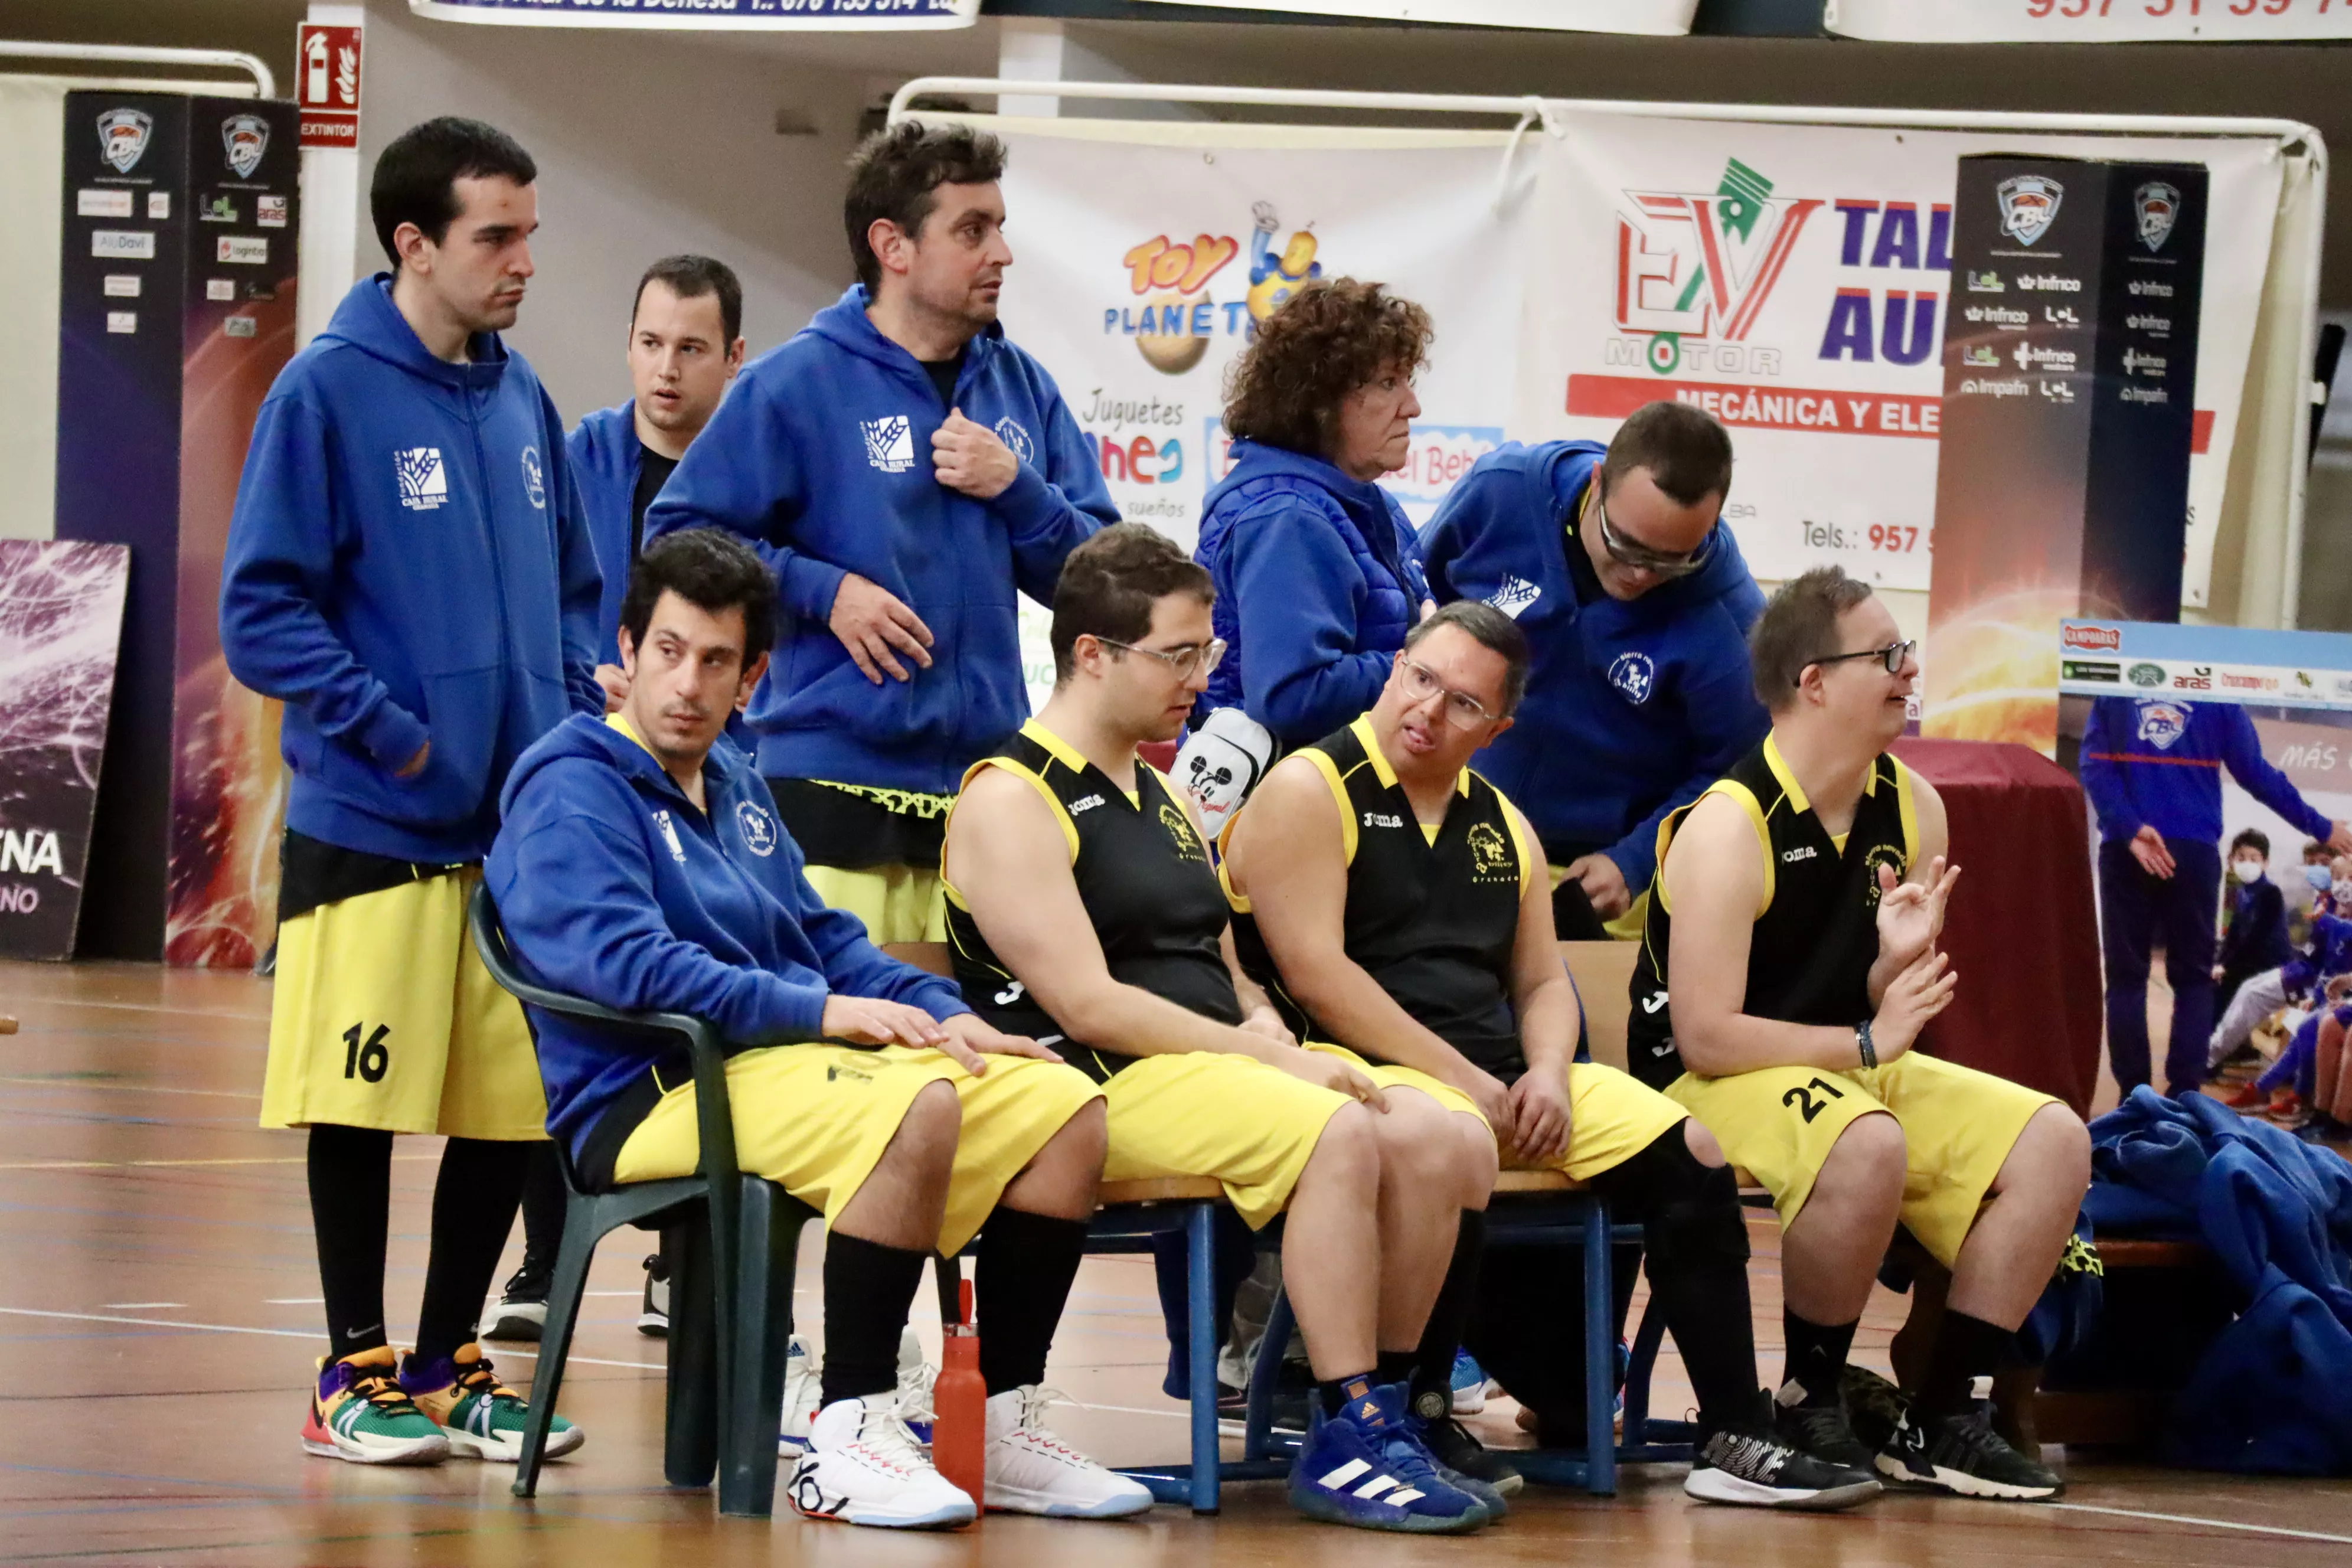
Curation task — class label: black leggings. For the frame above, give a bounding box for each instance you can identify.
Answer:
[309,1125,531,1364]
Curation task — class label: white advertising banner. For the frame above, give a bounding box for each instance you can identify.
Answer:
[1829,0,2352,44]
[1131,0,1697,31]
[989,123,1533,553]
[1517,112,2283,601]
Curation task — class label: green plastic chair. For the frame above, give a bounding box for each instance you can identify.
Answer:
[468,883,817,1515]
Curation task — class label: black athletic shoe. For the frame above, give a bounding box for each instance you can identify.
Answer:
[482,1260,551,1342]
[1772,1381,1877,1471]
[1838,1364,1913,1453]
[637,1252,669,1338]
[1685,1412,1881,1511]
[1412,1407,1522,1508]
[1876,1390,2063,1501]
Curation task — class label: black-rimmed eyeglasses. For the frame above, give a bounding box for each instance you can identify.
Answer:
[1802,639,1916,683]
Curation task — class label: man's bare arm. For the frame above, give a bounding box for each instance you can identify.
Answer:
[1226,757,1498,1105]
[1664,792,1894,1076]
[1507,812,1580,1085]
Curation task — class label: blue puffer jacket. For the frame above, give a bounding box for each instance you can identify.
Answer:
[1193,439,1427,747]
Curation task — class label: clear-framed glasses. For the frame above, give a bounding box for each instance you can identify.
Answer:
[1589,484,1713,579]
[1096,636,1227,681]
[1398,657,1500,729]
[1804,639,1916,683]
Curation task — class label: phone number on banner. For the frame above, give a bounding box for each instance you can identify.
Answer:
[1830,0,2352,41]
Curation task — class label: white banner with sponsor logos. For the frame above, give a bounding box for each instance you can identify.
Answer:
[986,122,1532,554]
[1828,0,2352,44]
[1516,111,2283,600]
[1131,0,1697,31]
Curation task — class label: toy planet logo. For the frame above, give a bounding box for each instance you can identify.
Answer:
[1109,202,1327,376]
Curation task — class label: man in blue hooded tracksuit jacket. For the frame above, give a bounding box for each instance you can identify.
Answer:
[219,119,601,1468]
[1416,404,1768,939]
[488,527,1147,1527]
[645,123,1113,948]
[2080,695,2351,1097]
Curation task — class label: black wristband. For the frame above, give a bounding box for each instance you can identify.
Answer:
[1856,1019,1878,1070]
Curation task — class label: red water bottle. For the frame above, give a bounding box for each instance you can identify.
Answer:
[933,1276,986,1523]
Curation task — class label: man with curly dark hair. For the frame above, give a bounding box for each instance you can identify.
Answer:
[1181,279,1434,827]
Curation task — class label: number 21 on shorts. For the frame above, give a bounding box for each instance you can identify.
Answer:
[1782,1075,1846,1124]
[342,1023,390,1084]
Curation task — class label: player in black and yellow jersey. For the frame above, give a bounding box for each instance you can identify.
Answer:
[943,525,1503,1535]
[1223,601,1880,1513]
[1628,567,2091,1501]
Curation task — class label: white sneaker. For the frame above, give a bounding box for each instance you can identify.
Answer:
[786,1396,976,1529]
[779,1336,821,1454]
[984,1386,1154,1518]
[895,1327,938,1445]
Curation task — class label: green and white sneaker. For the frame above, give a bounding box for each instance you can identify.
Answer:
[303,1346,450,1465]
[400,1342,583,1463]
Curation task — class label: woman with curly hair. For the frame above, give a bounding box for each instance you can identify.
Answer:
[1191,279,1433,757]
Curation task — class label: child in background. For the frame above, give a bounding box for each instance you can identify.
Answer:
[2214,829,2292,1017]
[2209,852,2352,1079]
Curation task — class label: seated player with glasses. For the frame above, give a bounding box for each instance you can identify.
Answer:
[1628,566,2092,1501]
[1417,401,1770,939]
[942,524,1505,1535]
[1220,601,1883,1513]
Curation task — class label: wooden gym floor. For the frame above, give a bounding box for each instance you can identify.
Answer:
[2,959,2348,1566]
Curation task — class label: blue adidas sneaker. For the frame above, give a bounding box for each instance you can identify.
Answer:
[1289,1378,1488,1534]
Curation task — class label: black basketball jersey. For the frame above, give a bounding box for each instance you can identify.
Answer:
[1626,734,1917,1090]
[1230,716,1533,1080]
[945,719,1243,1084]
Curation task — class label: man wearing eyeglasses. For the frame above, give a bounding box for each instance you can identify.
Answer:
[1220,600,1883,1513]
[1417,401,1768,937]
[1628,567,2089,1502]
[940,526,1504,1534]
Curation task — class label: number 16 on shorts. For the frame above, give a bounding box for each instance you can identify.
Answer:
[342,1023,390,1084]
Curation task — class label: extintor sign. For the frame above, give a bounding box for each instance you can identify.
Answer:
[296,24,361,149]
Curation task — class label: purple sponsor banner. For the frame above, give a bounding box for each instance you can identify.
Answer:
[0,541,130,960]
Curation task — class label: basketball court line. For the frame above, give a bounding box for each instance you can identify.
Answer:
[0,1307,664,1372]
[2045,1503,2352,1546]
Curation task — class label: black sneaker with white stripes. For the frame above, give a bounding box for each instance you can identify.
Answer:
[1685,1399,1881,1511]
[1876,1384,2063,1501]
[1772,1381,1878,1471]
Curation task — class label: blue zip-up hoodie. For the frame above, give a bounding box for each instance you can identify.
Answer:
[1193,439,1429,747]
[221,275,604,864]
[486,713,969,1166]
[2080,696,2333,848]
[643,286,1115,793]
[1415,440,1769,887]
[567,400,639,668]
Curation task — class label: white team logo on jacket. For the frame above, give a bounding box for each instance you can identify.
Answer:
[861,416,915,473]
[653,809,688,864]
[993,416,1034,463]
[521,445,545,509]
[1609,651,1657,705]
[395,447,447,511]
[2135,700,2190,752]
[1485,576,1540,619]
[735,799,778,857]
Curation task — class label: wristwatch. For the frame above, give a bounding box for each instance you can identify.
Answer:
[1856,1019,1878,1070]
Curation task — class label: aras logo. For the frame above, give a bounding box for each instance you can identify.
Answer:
[2062,623,2122,653]
[1106,202,1327,376]
[1611,158,1822,376]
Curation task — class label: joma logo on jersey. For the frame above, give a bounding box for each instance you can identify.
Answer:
[1069,794,1105,814]
[1782,845,1817,864]
[1613,157,1824,377]
[1363,811,1403,829]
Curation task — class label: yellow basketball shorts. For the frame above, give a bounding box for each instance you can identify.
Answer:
[259,868,545,1141]
[803,863,948,946]
[1662,1052,2057,1268]
[612,1043,1100,1256]
[1100,1052,1355,1230]
[1306,1047,1683,1182]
